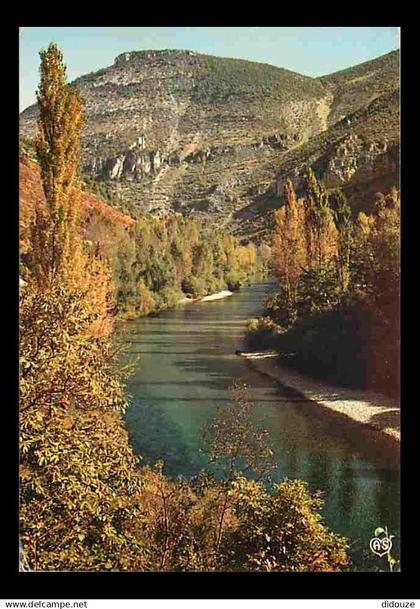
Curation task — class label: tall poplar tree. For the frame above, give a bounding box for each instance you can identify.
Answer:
[330,189,352,292]
[303,169,338,268]
[32,42,85,288]
[20,44,143,571]
[273,178,306,323]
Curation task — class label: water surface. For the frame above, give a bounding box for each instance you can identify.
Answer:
[122,282,400,570]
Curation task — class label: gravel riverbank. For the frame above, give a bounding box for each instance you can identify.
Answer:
[177,290,233,305]
[240,351,400,446]
[200,290,233,302]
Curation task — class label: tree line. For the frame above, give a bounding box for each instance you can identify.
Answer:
[247,170,400,396]
[89,211,269,318]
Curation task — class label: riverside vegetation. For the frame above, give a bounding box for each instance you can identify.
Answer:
[246,172,400,397]
[21,132,269,320]
[22,151,269,319]
[100,211,269,318]
[19,43,350,572]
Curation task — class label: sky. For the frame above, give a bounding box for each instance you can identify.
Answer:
[19,26,400,111]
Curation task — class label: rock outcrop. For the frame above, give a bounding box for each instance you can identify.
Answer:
[20,49,400,240]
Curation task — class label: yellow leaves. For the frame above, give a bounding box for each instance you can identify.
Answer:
[357,211,374,234]
[273,181,307,304]
[19,44,147,573]
[20,466,31,480]
[35,411,45,423]
[61,416,74,430]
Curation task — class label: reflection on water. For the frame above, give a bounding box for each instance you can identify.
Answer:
[122,282,400,570]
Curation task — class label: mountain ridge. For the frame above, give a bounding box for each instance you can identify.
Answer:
[20,48,400,240]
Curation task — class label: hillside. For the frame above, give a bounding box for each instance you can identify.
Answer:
[319,50,400,126]
[20,49,400,240]
[237,88,400,240]
[19,154,134,257]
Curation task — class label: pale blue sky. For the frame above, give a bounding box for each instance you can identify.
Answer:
[19,26,400,111]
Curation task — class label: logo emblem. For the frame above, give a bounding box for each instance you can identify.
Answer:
[369,527,393,557]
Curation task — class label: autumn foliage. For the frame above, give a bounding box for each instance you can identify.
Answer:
[20,43,141,570]
[253,166,399,395]
[273,170,341,324]
[19,43,350,571]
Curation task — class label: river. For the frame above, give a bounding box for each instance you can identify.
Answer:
[121,281,400,571]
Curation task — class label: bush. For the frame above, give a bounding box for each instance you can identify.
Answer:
[221,476,349,572]
[225,271,242,291]
[126,383,349,572]
[265,290,297,328]
[137,281,155,316]
[276,298,399,395]
[107,215,265,317]
[297,262,342,317]
[153,286,184,310]
[127,468,349,572]
[20,280,145,571]
[245,317,284,350]
[181,275,207,298]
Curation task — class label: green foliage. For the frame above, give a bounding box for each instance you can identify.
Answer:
[297,262,342,316]
[273,305,372,387]
[153,286,184,310]
[329,189,352,291]
[202,382,275,480]
[246,316,284,350]
[321,50,399,88]
[273,171,340,325]
[351,189,400,306]
[82,174,140,219]
[221,476,348,572]
[128,468,350,572]
[20,43,351,573]
[105,214,263,317]
[20,281,146,571]
[273,178,307,324]
[225,272,242,292]
[181,275,208,298]
[20,42,145,572]
[195,54,325,103]
[20,279,350,572]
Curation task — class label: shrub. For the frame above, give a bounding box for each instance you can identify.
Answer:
[225,271,242,291]
[265,290,297,328]
[20,281,145,571]
[181,275,207,298]
[245,317,284,350]
[297,261,342,317]
[221,476,349,572]
[137,280,155,316]
[127,383,349,572]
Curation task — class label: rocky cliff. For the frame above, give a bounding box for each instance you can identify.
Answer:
[20,49,400,241]
[19,155,134,258]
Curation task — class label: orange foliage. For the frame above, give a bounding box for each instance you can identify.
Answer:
[273,179,306,311]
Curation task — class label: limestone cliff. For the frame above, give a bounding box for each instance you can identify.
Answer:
[20,49,400,240]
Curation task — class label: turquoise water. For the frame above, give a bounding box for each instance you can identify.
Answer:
[122,282,400,570]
